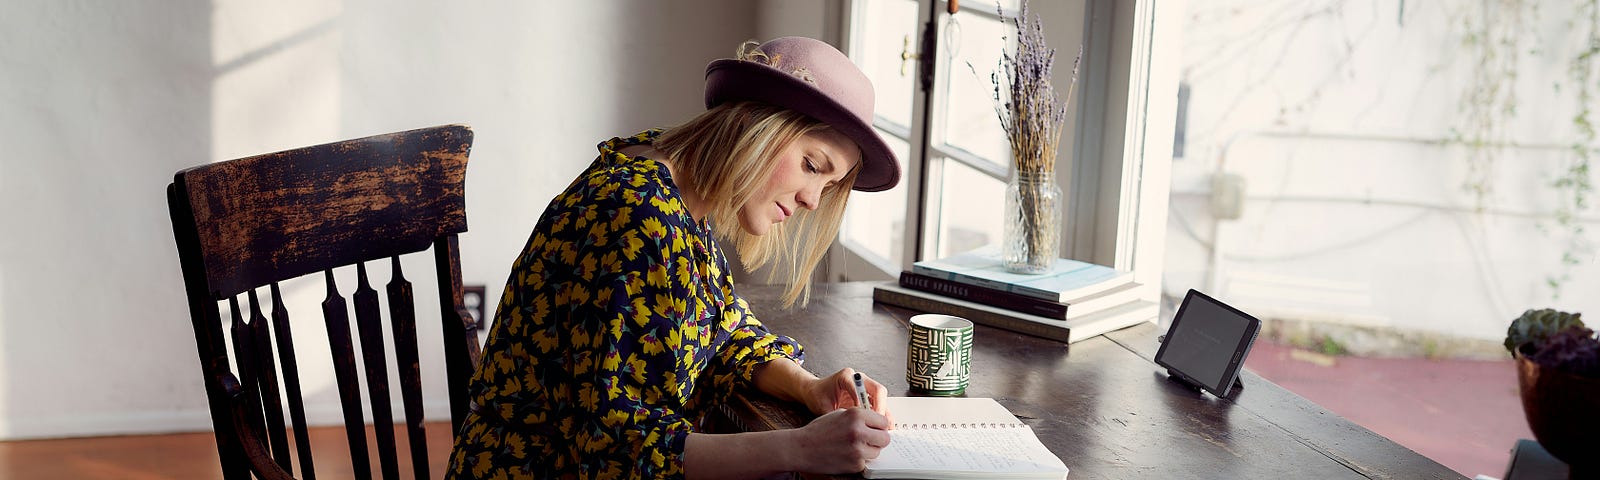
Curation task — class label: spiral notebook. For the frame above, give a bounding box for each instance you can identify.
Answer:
[864,397,1069,479]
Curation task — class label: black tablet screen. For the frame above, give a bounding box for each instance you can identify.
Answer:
[1159,291,1255,392]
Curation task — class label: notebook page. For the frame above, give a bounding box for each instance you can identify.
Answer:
[871,424,1067,475]
[865,397,1068,479]
[884,397,1024,427]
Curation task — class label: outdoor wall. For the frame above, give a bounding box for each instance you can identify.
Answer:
[1165,1,1600,344]
[0,0,771,440]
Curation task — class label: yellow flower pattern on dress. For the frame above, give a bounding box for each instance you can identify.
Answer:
[445,131,804,479]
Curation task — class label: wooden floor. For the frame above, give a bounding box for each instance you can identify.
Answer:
[0,422,456,479]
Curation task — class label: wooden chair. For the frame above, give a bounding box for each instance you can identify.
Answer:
[167,125,481,479]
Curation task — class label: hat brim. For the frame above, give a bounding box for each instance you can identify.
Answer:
[705,60,899,192]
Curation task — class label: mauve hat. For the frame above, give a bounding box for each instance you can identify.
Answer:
[705,37,900,192]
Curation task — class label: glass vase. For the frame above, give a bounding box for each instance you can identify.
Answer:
[1003,169,1063,274]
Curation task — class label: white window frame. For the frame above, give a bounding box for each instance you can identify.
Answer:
[830,0,1179,307]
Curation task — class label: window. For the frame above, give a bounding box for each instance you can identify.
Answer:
[833,0,1177,316]
[1166,1,1600,476]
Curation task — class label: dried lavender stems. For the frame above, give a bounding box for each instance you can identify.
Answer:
[992,3,1079,174]
[992,1,1082,271]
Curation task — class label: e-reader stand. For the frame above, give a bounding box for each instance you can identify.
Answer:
[1153,290,1262,400]
[1164,370,1245,397]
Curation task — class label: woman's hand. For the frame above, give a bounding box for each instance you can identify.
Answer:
[786,406,892,474]
[754,361,895,425]
[806,368,894,424]
[736,363,898,476]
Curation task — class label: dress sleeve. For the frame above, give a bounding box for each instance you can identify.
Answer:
[698,292,806,405]
[557,195,702,478]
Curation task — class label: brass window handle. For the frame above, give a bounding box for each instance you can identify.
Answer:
[901,35,920,76]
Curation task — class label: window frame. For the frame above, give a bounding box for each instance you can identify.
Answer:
[830,0,1179,309]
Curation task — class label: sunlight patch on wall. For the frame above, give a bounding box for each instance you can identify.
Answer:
[208,0,352,425]
[211,0,343,162]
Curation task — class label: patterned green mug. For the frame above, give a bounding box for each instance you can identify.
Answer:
[906,314,974,395]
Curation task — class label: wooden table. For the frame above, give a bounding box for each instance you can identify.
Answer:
[714,282,1464,479]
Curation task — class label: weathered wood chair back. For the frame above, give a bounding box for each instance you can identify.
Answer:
[167,125,480,480]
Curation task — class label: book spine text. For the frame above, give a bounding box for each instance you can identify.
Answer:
[899,272,1069,319]
[909,265,1062,301]
[873,286,1073,343]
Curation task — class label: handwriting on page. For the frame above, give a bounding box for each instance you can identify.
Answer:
[878,426,1059,472]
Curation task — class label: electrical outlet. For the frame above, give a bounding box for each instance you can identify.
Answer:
[462,285,487,327]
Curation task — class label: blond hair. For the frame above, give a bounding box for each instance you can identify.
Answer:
[654,101,859,307]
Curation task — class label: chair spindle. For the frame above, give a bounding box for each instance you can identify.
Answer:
[270,283,318,480]
[247,290,292,472]
[435,235,480,434]
[354,262,400,480]
[322,270,372,480]
[387,256,430,479]
[227,297,269,444]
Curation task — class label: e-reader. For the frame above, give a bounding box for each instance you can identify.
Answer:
[1154,289,1261,398]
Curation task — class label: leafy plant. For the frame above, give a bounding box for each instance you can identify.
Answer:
[1547,0,1600,299]
[1504,308,1586,354]
[1450,0,1533,213]
[1317,337,1349,356]
[1453,0,1598,298]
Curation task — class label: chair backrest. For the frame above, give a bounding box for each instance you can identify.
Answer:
[167,125,481,480]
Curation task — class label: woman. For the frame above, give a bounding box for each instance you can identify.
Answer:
[448,37,901,479]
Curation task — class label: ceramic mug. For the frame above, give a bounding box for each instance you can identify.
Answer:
[906,314,975,395]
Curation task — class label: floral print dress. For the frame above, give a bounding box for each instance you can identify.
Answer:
[446,130,805,479]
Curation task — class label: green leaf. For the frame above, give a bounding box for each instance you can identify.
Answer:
[1506,308,1585,354]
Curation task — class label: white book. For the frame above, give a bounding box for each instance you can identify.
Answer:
[873,283,1157,344]
[864,397,1069,479]
[1064,282,1144,319]
[912,245,1132,302]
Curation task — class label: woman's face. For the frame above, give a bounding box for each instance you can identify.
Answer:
[738,128,861,236]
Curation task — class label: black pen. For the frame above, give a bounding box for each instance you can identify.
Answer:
[853,372,873,410]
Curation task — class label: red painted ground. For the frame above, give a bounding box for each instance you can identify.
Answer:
[1244,340,1533,478]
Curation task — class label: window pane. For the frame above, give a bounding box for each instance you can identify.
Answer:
[961,0,1021,13]
[936,159,1005,258]
[856,0,919,130]
[942,12,1011,164]
[1167,1,1600,476]
[842,132,912,266]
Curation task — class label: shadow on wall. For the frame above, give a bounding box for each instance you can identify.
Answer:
[1,0,765,440]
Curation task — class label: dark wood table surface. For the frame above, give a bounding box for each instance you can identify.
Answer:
[718,282,1464,479]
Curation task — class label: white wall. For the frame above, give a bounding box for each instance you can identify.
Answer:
[1164,0,1600,341]
[0,0,780,440]
[756,0,838,42]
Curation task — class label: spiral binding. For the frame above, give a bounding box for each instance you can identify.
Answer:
[900,422,1022,429]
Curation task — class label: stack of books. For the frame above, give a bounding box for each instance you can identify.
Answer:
[873,245,1156,344]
